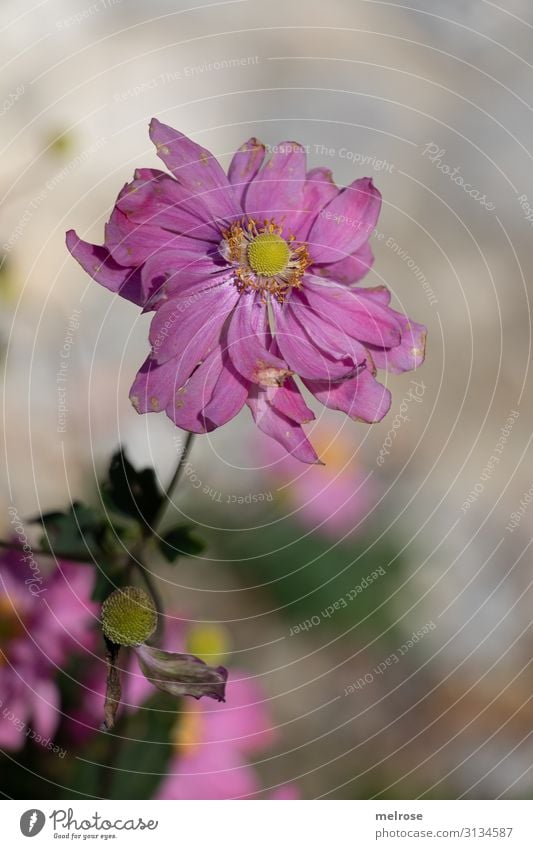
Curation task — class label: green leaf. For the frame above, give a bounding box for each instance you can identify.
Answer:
[158,525,205,562]
[105,449,162,528]
[32,501,102,559]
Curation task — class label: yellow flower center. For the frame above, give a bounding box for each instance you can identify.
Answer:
[186,623,230,666]
[247,232,290,276]
[172,708,204,756]
[220,218,311,303]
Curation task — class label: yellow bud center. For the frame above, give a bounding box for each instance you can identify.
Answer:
[247,232,290,276]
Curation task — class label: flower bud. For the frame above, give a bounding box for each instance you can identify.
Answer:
[101,586,157,646]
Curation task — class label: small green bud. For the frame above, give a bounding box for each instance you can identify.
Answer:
[101,586,157,646]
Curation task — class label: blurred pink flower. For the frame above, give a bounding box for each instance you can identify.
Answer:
[0,550,97,750]
[262,421,377,538]
[67,120,426,464]
[157,670,279,800]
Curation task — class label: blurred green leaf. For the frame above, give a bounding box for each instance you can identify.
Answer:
[109,692,178,799]
[105,449,162,528]
[158,525,205,562]
[32,501,102,559]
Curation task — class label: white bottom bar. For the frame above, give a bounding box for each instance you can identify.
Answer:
[3,799,532,847]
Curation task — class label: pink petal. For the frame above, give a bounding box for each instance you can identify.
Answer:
[157,746,259,800]
[227,296,291,385]
[308,177,381,263]
[268,376,315,424]
[303,276,402,348]
[200,671,276,754]
[149,118,239,224]
[367,312,427,374]
[116,170,221,243]
[228,138,266,209]
[294,167,339,241]
[270,785,301,800]
[288,290,369,365]
[149,281,238,374]
[141,249,230,306]
[305,366,391,423]
[202,354,249,428]
[273,299,356,380]
[244,142,306,230]
[130,354,182,414]
[66,230,145,306]
[315,241,374,285]
[31,678,60,740]
[356,284,392,306]
[168,343,248,432]
[105,206,183,267]
[247,386,320,464]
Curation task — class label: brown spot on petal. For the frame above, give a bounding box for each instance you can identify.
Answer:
[150,396,159,411]
[130,395,139,411]
[200,151,210,167]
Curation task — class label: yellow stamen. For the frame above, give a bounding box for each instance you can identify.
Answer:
[220,217,311,303]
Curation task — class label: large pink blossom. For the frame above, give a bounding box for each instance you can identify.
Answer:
[0,550,97,750]
[67,120,426,463]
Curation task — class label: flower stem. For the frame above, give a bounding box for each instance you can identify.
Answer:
[98,432,195,798]
[128,431,195,634]
[144,430,196,545]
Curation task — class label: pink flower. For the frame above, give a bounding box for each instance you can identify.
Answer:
[0,550,97,750]
[67,120,426,464]
[156,671,278,800]
[261,419,378,538]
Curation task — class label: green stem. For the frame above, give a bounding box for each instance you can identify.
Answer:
[97,433,195,798]
[128,431,195,634]
[143,430,196,545]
